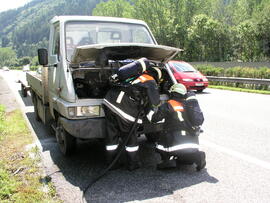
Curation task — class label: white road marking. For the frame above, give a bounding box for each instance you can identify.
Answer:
[201,139,270,170]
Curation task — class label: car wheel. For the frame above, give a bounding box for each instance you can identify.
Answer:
[56,119,76,156]
[197,89,203,93]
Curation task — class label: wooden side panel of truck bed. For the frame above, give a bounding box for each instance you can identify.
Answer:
[26,72,43,99]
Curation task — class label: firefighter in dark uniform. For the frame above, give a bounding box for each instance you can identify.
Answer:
[103,58,162,171]
[148,83,206,170]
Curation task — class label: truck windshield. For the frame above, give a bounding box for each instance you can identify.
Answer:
[65,21,155,61]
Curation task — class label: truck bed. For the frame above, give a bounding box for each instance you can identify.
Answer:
[26,71,43,98]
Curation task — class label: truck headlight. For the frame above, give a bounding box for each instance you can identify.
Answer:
[76,106,100,117]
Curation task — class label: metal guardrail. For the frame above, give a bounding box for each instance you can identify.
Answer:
[206,76,270,85]
[190,62,270,68]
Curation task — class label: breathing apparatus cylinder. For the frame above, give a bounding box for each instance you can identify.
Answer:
[117,58,149,81]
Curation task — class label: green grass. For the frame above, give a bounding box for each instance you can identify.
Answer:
[0,105,60,203]
[209,85,270,94]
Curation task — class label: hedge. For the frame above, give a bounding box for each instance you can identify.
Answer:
[195,65,270,91]
[195,65,270,79]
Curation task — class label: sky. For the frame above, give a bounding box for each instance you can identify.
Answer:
[0,0,32,13]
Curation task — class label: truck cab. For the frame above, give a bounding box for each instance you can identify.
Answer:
[28,16,180,155]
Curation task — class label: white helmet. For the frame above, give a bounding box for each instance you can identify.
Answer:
[169,83,187,95]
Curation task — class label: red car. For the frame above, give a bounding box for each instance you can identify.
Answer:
[167,60,208,92]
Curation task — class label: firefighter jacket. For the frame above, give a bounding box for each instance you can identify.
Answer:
[151,96,191,133]
[103,74,160,124]
[149,96,199,153]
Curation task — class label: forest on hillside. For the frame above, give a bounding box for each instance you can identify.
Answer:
[0,0,269,67]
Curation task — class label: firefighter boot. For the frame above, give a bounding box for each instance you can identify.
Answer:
[195,151,206,171]
[157,153,176,170]
[126,151,141,171]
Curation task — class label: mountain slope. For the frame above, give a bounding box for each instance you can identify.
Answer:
[0,0,100,57]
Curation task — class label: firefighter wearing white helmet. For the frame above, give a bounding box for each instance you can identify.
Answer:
[149,83,206,170]
[103,58,162,171]
[169,83,187,95]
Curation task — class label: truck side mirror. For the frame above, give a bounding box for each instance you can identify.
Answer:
[38,48,48,66]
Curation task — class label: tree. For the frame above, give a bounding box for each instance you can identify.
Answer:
[1,37,9,47]
[93,0,134,18]
[0,47,17,67]
[233,20,259,61]
[254,2,270,58]
[18,57,31,66]
[186,14,230,61]
[132,0,178,46]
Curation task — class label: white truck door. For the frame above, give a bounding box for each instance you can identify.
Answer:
[48,23,61,115]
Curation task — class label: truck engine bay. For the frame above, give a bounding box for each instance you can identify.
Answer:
[69,43,181,99]
[71,59,173,99]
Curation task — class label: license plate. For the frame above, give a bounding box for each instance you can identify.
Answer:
[195,83,204,86]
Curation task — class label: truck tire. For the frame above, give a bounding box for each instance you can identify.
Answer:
[21,84,27,97]
[32,92,41,122]
[56,119,76,156]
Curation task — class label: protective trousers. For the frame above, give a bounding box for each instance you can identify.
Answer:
[103,106,140,170]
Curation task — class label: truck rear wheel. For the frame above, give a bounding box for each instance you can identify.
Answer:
[21,84,27,97]
[31,92,41,122]
[56,119,76,156]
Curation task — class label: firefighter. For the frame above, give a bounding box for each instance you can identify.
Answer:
[103,59,162,171]
[148,83,206,170]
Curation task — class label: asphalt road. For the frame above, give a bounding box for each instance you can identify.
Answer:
[1,70,270,203]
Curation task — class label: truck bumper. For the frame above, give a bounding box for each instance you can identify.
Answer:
[59,117,106,139]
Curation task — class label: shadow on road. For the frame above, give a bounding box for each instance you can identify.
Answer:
[17,90,33,106]
[2,72,220,202]
[26,111,218,202]
[83,140,219,203]
[21,91,218,203]
[196,90,211,95]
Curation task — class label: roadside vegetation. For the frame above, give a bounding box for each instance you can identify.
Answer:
[0,105,60,203]
[209,85,270,95]
[196,65,270,79]
[196,65,270,91]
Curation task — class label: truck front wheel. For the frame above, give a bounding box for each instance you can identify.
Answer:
[56,119,76,156]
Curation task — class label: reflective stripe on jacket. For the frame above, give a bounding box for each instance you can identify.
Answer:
[168,100,184,112]
[103,73,160,123]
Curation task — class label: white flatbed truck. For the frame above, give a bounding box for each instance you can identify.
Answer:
[26,16,180,155]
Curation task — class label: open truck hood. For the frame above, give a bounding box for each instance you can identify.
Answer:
[71,43,182,64]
